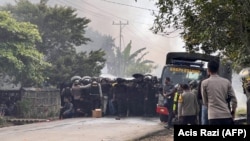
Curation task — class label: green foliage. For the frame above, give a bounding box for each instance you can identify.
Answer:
[2,0,91,61]
[236,108,246,117]
[16,99,31,118]
[0,11,50,86]
[0,117,6,126]
[152,0,250,69]
[47,110,59,118]
[0,111,6,126]
[1,0,107,86]
[48,50,106,85]
[109,41,157,77]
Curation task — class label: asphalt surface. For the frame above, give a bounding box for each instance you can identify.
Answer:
[0,117,167,141]
[138,128,173,141]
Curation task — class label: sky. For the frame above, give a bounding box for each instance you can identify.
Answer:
[0,0,186,77]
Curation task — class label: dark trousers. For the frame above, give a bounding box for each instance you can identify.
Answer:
[180,115,197,125]
[108,100,116,115]
[59,109,73,119]
[91,97,101,110]
[166,99,173,127]
[209,118,234,125]
[116,99,127,117]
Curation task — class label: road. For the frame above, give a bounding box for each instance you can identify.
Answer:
[0,117,167,141]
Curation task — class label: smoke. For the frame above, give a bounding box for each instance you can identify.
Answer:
[232,73,247,110]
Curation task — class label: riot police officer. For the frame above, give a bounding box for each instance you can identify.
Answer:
[112,78,127,118]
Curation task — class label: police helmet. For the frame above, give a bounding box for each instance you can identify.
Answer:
[116,78,125,84]
[73,79,80,85]
[132,73,144,79]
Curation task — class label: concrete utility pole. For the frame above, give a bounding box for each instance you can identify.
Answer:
[112,20,128,77]
[112,21,129,50]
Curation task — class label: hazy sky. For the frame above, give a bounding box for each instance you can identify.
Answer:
[0,0,186,76]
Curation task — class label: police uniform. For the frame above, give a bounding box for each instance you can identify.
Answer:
[178,87,199,125]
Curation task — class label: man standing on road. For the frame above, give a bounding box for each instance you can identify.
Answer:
[197,74,209,125]
[163,77,175,128]
[201,60,237,125]
[178,84,199,125]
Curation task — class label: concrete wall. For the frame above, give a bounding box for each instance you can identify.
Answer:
[18,88,61,119]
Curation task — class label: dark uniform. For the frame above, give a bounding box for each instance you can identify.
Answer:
[131,74,145,116]
[60,82,73,106]
[89,79,103,111]
[143,77,156,117]
[113,78,127,117]
[100,78,112,116]
[59,97,74,119]
[163,77,175,128]
[124,79,134,117]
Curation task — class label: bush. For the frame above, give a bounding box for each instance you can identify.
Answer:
[236,108,246,117]
[0,112,6,126]
[15,99,31,118]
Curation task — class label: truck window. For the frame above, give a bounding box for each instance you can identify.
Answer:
[161,66,202,85]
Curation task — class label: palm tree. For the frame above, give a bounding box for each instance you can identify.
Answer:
[108,40,157,77]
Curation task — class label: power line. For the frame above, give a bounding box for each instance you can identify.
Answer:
[102,0,159,12]
[61,0,153,26]
[82,0,128,21]
[82,0,153,26]
[59,0,112,20]
[57,0,179,53]
[125,25,167,56]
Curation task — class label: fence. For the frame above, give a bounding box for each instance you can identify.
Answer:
[0,88,60,119]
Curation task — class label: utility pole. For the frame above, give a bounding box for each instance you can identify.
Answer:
[112,20,128,77]
[112,20,129,50]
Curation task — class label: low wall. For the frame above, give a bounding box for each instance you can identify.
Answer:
[17,88,60,119]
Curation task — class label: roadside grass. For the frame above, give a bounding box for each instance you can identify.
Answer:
[236,108,246,117]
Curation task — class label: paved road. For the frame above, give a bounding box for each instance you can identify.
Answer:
[0,117,166,141]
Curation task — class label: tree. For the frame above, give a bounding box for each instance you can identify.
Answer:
[48,49,106,85]
[0,11,50,86]
[76,28,116,72]
[1,0,91,61]
[1,0,107,85]
[109,41,157,77]
[151,0,250,70]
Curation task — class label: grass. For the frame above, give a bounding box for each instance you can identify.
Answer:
[0,112,7,127]
[236,108,246,117]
